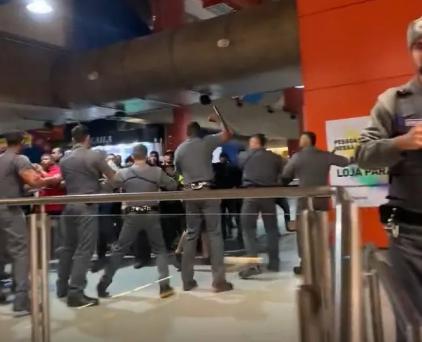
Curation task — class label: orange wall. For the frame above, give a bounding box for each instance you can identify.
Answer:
[297,0,422,246]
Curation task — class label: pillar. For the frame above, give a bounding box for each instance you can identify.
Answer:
[297,0,422,246]
[150,0,185,32]
[283,87,303,156]
[165,107,192,151]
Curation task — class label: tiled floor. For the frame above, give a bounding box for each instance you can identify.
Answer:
[0,233,301,342]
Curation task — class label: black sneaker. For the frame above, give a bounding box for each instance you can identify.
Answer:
[183,280,198,291]
[239,266,262,279]
[56,280,69,299]
[67,292,99,308]
[97,278,111,298]
[293,266,302,275]
[212,281,234,293]
[159,285,175,299]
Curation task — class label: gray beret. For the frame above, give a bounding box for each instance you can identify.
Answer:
[408,17,422,49]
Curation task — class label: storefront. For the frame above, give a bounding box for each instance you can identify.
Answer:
[65,120,165,162]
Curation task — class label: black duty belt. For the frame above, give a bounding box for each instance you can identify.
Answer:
[184,182,213,191]
[125,206,159,215]
[379,204,422,237]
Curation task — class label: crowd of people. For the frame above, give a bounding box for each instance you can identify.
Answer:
[0,111,352,313]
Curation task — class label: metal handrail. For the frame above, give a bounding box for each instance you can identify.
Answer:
[0,186,335,206]
[4,185,356,342]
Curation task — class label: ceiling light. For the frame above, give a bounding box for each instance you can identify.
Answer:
[295,85,305,89]
[26,0,53,14]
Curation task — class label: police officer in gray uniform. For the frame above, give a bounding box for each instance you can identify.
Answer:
[356,18,422,338]
[283,132,350,211]
[97,144,178,299]
[283,131,349,274]
[58,125,115,307]
[238,134,285,279]
[175,119,234,292]
[0,131,61,312]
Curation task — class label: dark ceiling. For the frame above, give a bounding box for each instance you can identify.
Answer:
[0,0,301,137]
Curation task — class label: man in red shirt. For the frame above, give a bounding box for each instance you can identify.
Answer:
[39,154,66,258]
[39,154,65,213]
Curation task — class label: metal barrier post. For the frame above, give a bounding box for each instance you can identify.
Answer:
[30,213,41,342]
[299,210,313,285]
[315,211,333,342]
[40,206,51,342]
[334,189,362,342]
[298,208,323,342]
[348,200,362,342]
[363,246,384,342]
[298,285,319,342]
[367,271,384,342]
[333,199,344,342]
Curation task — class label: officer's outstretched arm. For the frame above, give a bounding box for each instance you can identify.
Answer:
[96,155,117,184]
[281,155,297,185]
[19,169,59,189]
[329,153,350,167]
[159,169,178,191]
[208,112,234,143]
[356,101,402,169]
[219,129,234,143]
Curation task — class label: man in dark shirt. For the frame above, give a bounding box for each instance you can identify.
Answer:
[213,152,242,240]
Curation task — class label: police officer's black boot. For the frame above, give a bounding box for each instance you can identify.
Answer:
[67,290,99,308]
[183,280,198,291]
[13,292,29,314]
[56,280,69,299]
[159,284,175,299]
[97,277,112,298]
[212,280,234,293]
[293,265,302,275]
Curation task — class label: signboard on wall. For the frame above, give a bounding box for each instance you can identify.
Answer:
[326,116,388,207]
